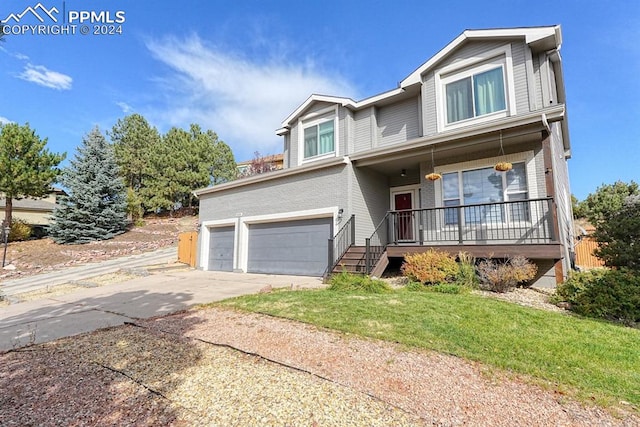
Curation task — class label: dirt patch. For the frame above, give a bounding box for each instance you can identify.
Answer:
[13,283,85,302]
[81,271,143,287]
[1,216,197,281]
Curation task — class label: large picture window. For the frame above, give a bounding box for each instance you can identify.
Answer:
[446,66,506,124]
[442,162,528,225]
[303,120,334,159]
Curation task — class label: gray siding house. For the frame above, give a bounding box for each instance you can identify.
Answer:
[195,26,574,287]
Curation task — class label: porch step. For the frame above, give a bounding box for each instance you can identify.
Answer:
[332,246,367,274]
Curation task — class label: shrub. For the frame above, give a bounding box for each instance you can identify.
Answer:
[401,250,459,285]
[556,269,640,326]
[553,269,607,305]
[8,219,32,242]
[477,256,538,293]
[328,271,391,293]
[456,251,479,288]
[593,195,640,271]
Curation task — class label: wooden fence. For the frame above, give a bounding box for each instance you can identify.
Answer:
[574,237,605,269]
[178,231,198,267]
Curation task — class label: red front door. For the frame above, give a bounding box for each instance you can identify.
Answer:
[394,192,414,241]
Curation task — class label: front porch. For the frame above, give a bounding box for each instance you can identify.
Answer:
[329,198,562,277]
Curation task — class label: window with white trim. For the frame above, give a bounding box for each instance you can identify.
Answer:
[442,162,529,225]
[435,44,516,131]
[303,118,335,159]
[445,66,506,124]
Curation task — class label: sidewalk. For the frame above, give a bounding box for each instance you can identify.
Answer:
[1,246,178,298]
[0,269,323,352]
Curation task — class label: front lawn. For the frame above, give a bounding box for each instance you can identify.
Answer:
[216,289,640,409]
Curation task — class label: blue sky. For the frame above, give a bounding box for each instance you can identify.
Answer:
[1,0,638,200]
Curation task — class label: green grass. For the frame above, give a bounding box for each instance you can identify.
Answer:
[214,289,640,409]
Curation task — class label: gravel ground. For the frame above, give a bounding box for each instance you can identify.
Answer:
[139,307,638,426]
[473,287,566,313]
[1,304,638,426]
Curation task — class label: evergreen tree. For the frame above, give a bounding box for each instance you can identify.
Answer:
[593,195,640,270]
[141,124,237,214]
[209,132,237,186]
[581,180,639,225]
[108,113,160,216]
[49,127,127,244]
[140,126,187,213]
[0,122,65,226]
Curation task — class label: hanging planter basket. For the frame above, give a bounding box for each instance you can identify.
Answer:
[425,172,442,181]
[494,162,513,172]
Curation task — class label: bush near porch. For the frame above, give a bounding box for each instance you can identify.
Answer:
[554,268,640,327]
[400,249,536,293]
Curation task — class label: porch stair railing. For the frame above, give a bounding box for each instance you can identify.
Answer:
[364,214,391,275]
[326,215,356,277]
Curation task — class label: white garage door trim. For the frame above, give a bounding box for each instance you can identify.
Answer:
[200,219,238,270]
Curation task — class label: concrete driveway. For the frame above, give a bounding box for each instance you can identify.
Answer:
[0,269,323,352]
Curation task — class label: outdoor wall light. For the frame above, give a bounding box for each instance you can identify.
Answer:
[338,208,344,219]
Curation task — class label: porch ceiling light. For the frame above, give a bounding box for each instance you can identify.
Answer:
[425,147,442,181]
[401,169,407,177]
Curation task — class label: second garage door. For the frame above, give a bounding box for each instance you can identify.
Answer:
[247,218,332,276]
[208,226,235,271]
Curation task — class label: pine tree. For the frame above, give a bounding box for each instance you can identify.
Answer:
[49,127,128,244]
[109,113,160,216]
[0,122,65,226]
[140,124,237,214]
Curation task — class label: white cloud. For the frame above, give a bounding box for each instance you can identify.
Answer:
[0,116,12,124]
[13,52,30,61]
[116,101,134,114]
[0,46,29,61]
[145,35,357,158]
[18,63,72,90]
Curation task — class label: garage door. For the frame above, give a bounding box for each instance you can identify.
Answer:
[208,226,235,271]
[247,218,332,276]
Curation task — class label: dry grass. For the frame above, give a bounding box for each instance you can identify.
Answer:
[12,283,84,302]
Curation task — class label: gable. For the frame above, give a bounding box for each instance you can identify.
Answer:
[401,26,561,88]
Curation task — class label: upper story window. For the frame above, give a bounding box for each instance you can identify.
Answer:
[446,66,506,124]
[435,44,516,132]
[298,105,339,164]
[304,120,334,158]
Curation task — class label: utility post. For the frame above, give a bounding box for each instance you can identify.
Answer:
[1,220,9,268]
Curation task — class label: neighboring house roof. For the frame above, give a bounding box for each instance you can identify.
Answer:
[236,153,284,168]
[195,157,348,197]
[0,197,57,212]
